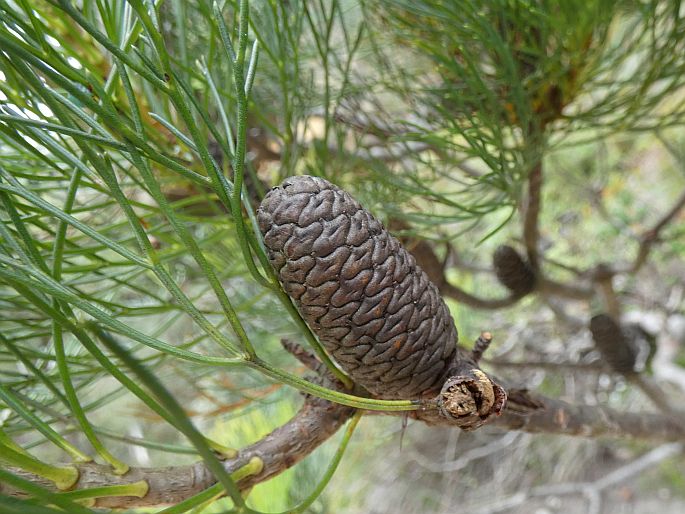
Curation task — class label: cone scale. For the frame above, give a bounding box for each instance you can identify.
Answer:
[258,175,458,399]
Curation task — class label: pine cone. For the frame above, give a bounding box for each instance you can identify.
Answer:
[492,245,536,296]
[257,175,458,399]
[589,314,638,374]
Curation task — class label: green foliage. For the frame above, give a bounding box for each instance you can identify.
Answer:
[359,0,685,231]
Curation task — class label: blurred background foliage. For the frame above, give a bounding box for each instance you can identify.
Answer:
[1,0,685,512]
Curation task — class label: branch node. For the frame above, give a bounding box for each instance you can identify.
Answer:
[437,369,507,431]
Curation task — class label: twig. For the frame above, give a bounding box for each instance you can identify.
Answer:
[281,338,324,374]
[585,187,685,278]
[441,282,521,310]
[592,442,682,489]
[471,332,493,363]
[541,255,586,277]
[447,244,493,274]
[470,442,683,514]
[492,389,685,441]
[522,161,543,270]
[2,395,356,509]
[537,277,594,300]
[594,264,622,319]
[541,297,586,329]
[628,374,685,428]
[5,387,685,509]
[389,219,522,310]
[483,359,603,373]
[410,432,522,473]
[629,187,685,273]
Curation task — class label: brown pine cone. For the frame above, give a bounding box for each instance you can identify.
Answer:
[492,245,536,297]
[589,314,638,374]
[257,175,458,399]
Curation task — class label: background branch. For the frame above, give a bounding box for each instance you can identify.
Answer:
[522,162,543,270]
[468,442,683,514]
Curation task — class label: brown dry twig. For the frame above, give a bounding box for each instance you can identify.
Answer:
[2,393,356,509]
[389,219,522,310]
[627,187,685,273]
[5,371,685,510]
[522,161,543,270]
[586,187,685,278]
[5,359,685,509]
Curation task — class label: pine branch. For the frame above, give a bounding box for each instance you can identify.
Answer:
[522,161,543,270]
[537,277,594,300]
[440,282,521,310]
[4,387,685,509]
[389,220,521,310]
[2,394,355,509]
[393,220,593,309]
[617,187,685,275]
[466,442,683,514]
[493,391,685,442]
[577,186,685,279]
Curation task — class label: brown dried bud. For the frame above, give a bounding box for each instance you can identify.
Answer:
[589,314,638,374]
[492,245,536,297]
[257,175,458,399]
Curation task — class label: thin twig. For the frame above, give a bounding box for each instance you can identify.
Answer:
[410,432,522,473]
[584,187,685,278]
[523,161,543,270]
[537,276,594,300]
[470,442,683,514]
[541,297,586,329]
[628,374,685,428]
[629,187,685,273]
[483,359,603,372]
[471,332,493,363]
[441,282,521,310]
[389,219,522,310]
